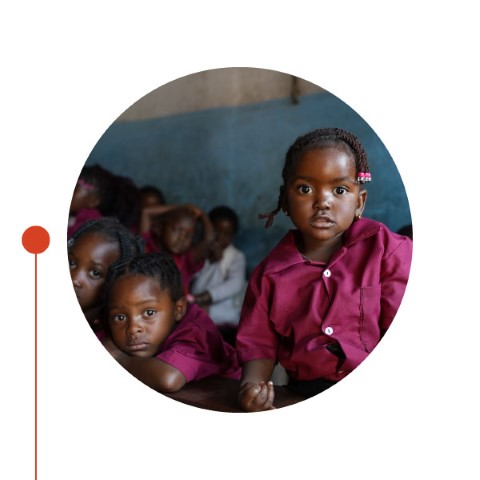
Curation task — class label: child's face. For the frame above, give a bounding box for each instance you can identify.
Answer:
[140,192,164,210]
[160,216,196,255]
[68,232,120,311]
[108,274,186,357]
[212,219,235,251]
[284,147,367,250]
[70,180,100,214]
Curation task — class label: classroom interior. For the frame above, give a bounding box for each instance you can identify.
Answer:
[74,67,412,411]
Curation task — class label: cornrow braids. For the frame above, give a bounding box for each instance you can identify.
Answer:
[105,252,184,305]
[258,128,371,228]
[67,216,144,273]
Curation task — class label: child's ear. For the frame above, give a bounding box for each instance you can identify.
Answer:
[355,189,368,217]
[174,297,187,322]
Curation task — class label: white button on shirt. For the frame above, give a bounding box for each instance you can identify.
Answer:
[323,269,331,277]
[325,326,333,335]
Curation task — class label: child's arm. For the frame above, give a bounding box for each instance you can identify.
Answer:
[183,204,215,265]
[102,336,187,392]
[139,204,177,234]
[238,359,276,412]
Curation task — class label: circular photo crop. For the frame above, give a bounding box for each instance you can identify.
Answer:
[67,67,412,412]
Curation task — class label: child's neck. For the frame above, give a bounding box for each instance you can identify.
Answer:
[296,233,344,263]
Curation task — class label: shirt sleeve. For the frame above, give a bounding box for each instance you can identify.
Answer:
[155,308,239,382]
[208,252,246,303]
[235,264,279,364]
[380,234,413,333]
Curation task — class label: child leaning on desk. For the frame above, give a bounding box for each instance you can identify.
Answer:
[102,252,240,393]
[236,128,413,412]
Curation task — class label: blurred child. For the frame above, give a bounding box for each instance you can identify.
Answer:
[68,164,113,238]
[139,184,166,209]
[236,128,413,411]
[68,164,141,238]
[68,217,144,334]
[189,205,247,345]
[140,204,214,294]
[102,252,240,393]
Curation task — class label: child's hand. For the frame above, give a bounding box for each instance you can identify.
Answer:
[238,381,275,412]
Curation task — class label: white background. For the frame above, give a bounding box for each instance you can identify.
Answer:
[1,1,479,478]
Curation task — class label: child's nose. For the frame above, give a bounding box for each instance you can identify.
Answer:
[127,319,143,335]
[71,271,82,287]
[313,190,332,209]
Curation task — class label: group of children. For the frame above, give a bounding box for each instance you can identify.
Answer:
[67,127,413,412]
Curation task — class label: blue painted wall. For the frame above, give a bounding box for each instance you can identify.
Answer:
[85,91,411,274]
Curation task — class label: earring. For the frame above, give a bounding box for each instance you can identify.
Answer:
[283,210,289,217]
[355,213,362,220]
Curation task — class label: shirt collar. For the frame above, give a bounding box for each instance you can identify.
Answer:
[263,218,382,275]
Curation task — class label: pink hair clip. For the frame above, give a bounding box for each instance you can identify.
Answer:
[76,178,96,190]
[357,172,371,183]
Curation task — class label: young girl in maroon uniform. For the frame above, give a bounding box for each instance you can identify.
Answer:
[102,252,240,393]
[236,128,413,411]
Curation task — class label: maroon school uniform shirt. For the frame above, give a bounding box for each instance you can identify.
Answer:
[236,218,413,383]
[156,303,240,382]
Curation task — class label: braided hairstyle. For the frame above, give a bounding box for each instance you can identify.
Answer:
[68,216,144,274]
[105,252,184,305]
[259,127,371,228]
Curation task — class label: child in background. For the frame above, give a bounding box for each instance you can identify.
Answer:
[68,164,141,237]
[68,164,113,238]
[140,204,214,294]
[67,217,144,334]
[236,128,413,411]
[139,184,166,209]
[102,252,240,393]
[189,205,247,346]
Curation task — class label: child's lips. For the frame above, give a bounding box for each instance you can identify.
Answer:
[310,214,334,228]
[126,341,149,351]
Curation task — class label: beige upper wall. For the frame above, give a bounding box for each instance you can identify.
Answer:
[116,67,325,122]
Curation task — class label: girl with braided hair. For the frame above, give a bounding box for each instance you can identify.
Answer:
[236,127,412,411]
[68,217,144,334]
[101,252,240,393]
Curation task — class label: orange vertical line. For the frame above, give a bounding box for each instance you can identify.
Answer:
[35,253,38,480]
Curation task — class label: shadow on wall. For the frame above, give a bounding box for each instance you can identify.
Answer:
[84,68,411,274]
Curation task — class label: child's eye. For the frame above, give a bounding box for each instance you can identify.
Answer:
[112,314,126,322]
[90,269,103,279]
[296,184,313,195]
[335,186,348,195]
[68,258,76,268]
[144,309,156,317]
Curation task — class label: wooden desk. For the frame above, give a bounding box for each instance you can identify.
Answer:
[163,376,305,413]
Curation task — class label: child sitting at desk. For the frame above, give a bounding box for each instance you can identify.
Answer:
[102,252,240,393]
[236,128,413,411]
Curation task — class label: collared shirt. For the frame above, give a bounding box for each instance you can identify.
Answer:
[236,218,413,382]
[156,303,241,382]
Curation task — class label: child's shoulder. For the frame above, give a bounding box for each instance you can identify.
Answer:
[252,230,302,277]
[346,218,412,255]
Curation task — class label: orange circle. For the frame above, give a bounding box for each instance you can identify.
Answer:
[22,226,50,254]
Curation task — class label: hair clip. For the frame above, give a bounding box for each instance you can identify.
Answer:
[357,172,371,183]
[76,178,96,190]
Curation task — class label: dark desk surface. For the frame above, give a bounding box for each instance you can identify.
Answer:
[163,376,305,413]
